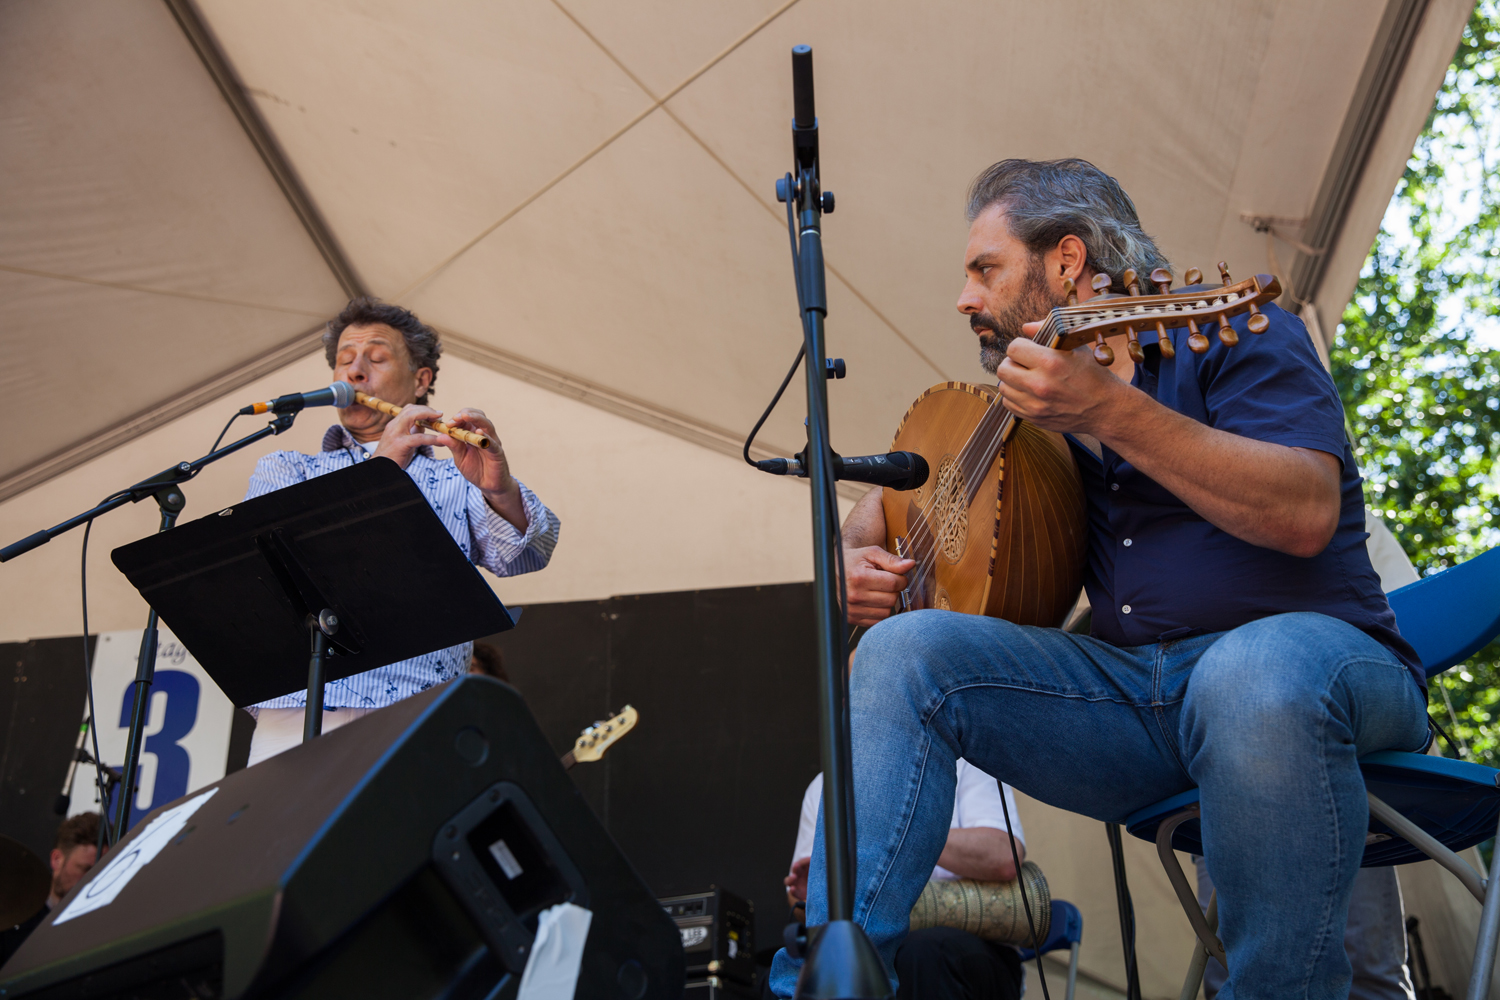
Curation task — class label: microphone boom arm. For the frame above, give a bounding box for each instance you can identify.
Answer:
[0,410,297,562]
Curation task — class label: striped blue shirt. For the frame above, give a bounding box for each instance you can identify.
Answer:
[245,424,560,710]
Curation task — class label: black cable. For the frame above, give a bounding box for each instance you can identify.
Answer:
[1000,786,1051,1000]
[79,519,111,842]
[209,411,241,454]
[743,345,806,467]
[1429,715,1465,759]
[742,175,812,468]
[1106,823,1143,1000]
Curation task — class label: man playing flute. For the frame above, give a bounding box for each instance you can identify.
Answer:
[242,297,560,765]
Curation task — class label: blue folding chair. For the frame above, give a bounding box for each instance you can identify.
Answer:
[1123,545,1500,1000]
[1017,899,1084,1000]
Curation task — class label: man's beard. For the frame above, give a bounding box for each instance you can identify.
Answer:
[973,256,1060,375]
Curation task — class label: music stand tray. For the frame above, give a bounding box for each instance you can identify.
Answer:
[111,457,516,711]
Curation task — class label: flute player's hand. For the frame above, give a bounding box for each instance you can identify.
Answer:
[371,403,447,470]
[447,408,529,532]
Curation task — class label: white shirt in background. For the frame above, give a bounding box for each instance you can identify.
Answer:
[792,759,1024,881]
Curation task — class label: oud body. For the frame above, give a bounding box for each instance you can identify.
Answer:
[881,382,1087,627]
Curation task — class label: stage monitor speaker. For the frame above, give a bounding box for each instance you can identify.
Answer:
[0,677,683,1000]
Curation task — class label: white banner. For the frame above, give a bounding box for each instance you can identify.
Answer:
[67,628,236,829]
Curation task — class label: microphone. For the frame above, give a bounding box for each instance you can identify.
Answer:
[791,45,818,176]
[239,381,355,416]
[757,451,929,491]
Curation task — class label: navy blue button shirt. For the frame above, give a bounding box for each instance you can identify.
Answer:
[1065,298,1421,687]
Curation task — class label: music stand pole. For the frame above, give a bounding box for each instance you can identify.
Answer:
[0,412,299,844]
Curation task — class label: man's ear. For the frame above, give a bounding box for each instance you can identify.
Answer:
[415,367,434,398]
[50,848,64,875]
[1057,234,1089,283]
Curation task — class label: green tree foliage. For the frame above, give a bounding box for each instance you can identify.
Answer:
[1333,1,1500,764]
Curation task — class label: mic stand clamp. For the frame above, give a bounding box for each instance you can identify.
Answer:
[0,410,299,844]
[303,609,339,742]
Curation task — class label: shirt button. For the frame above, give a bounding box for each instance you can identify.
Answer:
[1122,605,1132,614]
[1123,538,1133,547]
[1111,483,1120,491]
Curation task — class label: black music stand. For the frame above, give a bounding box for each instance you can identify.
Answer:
[110,457,516,741]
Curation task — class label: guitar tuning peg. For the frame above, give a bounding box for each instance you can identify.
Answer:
[1247,308,1269,334]
[1184,267,1204,286]
[1122,269,1141,295]
[1091,273,1113,296]
[1062,277,1078,307]
[1217,262,1233,286]
[1147,268,1175,358]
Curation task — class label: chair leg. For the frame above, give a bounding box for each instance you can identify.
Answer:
[1066,940,1079,1000]
[1179,892,1217,1000]
[1467,811,1500,1000]
[1155,806,1228,968]
[1368,792,1486,903]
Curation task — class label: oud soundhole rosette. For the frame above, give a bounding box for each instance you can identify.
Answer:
[933,455,968,564]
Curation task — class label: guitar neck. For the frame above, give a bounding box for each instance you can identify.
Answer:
[560,749,577,771]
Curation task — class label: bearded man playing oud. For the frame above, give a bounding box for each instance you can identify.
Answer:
[770,159,1427,1000]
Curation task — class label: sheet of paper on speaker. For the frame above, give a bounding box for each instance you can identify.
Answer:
[54,788,219,925]
[516,901,593,1000]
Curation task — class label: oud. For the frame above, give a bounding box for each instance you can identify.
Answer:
[883,264,1281,626]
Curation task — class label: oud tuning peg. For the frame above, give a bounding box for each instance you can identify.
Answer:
[1089,273,1116,363]
[1212,261,1239,345]
[1147,268,1176,358]
[1119,269,1145,361]
[1184,267,1204,286]
[1247,304,1270,334]
[1062,277,1078,306]
[1092,333,1115,366]
[1187,317,1210,353]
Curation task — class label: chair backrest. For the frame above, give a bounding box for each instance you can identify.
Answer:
[1386,545,1500,678]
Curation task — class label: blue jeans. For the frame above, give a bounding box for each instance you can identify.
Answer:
[770,611,1428,1000]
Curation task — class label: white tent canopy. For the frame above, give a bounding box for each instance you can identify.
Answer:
[0,0,1470,504]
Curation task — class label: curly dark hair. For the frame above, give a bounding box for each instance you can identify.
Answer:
[54,812,99,854]
[322,297,442,404]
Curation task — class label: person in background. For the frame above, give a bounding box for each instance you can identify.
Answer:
[787,762,1026,1000]
[0,813,101,968]
[469,642,510,683]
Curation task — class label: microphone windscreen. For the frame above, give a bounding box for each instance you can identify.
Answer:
[329,381,355,408]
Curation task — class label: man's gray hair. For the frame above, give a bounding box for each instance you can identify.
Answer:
[966,158,1171,291]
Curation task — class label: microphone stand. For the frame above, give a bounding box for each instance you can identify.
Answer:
[776,45,891,1000]
[0,410,299,844]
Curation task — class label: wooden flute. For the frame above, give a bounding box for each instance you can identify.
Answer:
[353,391,492,449]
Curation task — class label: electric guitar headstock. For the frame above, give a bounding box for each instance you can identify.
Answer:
[562,705,638,769]
[1049,263,1282,365]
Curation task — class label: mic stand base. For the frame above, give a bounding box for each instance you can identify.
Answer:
[792,921,892,1000]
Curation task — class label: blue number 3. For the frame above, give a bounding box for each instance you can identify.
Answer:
[118,670,201,828]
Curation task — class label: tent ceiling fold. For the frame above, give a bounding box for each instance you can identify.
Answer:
[0,0,1473,502]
